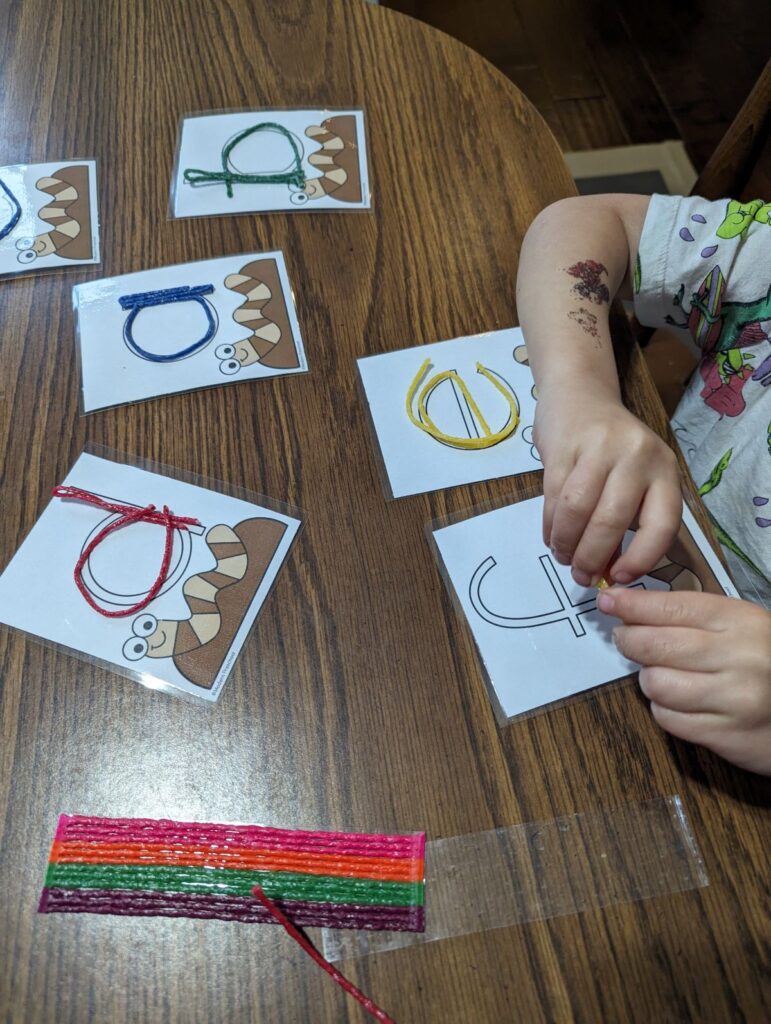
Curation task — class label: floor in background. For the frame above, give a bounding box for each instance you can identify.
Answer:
[565,141,697,196]
[382,0,768,168]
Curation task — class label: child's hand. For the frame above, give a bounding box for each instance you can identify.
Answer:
[599,587,771,775]
[533,392,682,586]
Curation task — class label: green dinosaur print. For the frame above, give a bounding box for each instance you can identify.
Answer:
[679,282,771,356]
[715,348,755,383]
[705,510,770,584]
[698,450,770,584]
[716,198,771,240]
[698,448,733,496]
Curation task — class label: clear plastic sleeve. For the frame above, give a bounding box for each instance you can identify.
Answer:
[0,443,303,704]
[72,249,308,414]
[322,794,708,962]
[168,108,372,219]
[0,159,100,280]
[428,492,738,726]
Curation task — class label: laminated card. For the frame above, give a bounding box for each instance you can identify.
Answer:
[0,161,99,278]
[0,454,301,701]
[433,497,738,721]
[358,329,539,498]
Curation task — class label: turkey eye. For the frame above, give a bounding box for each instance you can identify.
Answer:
[220,358,240,376]
[215,344,235,359]
[123,636,148,661]
[132,613,158,638]
[17,248,37,264]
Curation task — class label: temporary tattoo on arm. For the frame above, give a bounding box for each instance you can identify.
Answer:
[564,260,610,304]
[567,307,599,338]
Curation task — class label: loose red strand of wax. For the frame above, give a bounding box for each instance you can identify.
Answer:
[52,485,201,619]
[251,885,396,1024]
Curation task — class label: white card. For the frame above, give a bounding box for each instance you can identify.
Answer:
[75,251,307,412]
[0,453,301,701]
[171,110,370,216]
[358,329,539,498]
[433,497,738,721]
[0,161,99,277]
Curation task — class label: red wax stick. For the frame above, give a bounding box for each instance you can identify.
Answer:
[252,885,396,1024]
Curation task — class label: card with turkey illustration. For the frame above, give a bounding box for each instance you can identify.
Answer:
[171,109,370,217]
[0,452,301,701]
[0,160,99,278]
[358,328,539,498]
[74,251,307,412]
[432,496,738,723]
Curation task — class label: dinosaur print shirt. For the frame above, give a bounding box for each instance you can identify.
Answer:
[634,194,771,608]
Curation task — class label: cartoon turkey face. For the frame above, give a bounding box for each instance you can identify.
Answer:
[122,613,178,661]
[215,340,258,375]
[15,234,55,263]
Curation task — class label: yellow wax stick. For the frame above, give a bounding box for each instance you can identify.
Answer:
[405,359,519,450]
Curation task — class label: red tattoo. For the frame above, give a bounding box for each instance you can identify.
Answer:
[568,307,599,338]
[565,260,610,304]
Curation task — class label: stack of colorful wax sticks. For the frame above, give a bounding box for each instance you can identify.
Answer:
[39,815,426,932]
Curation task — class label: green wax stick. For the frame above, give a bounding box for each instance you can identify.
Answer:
[45,862,423,907]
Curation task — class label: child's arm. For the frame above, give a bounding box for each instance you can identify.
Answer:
[516,194,682,587]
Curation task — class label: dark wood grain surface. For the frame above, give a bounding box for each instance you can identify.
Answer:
[0,2,768,1022]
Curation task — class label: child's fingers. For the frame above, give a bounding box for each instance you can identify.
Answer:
[548,461,609,565]
[597,587,729,630]
[648,701,720,746]
[650,700,771,773]
[614,625,720,672]
[570,467,644,583]
[639,666,722,713]
[542,460,573,546]
[610,479,682,583]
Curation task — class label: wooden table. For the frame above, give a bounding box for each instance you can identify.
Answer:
[0,2,768,1021]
